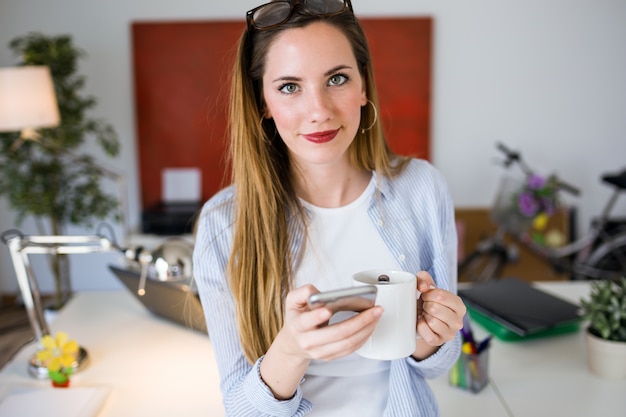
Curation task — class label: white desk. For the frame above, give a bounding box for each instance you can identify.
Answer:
[0,291,223,417]
[0,282,625,417]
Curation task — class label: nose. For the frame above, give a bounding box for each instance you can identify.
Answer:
[306,88,333,124]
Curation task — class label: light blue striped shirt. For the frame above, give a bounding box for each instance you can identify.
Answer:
[193,158,461,416]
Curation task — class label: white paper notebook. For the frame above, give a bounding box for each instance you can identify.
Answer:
[0,386,109,417]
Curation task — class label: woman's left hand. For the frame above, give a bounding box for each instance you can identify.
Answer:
[415,271,466,349]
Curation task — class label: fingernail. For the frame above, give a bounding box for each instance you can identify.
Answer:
[373,306,384,318]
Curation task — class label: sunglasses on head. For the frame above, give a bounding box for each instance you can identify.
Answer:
[246,0,353,31]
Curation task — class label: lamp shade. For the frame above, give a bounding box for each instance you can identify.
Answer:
[0,66,60,132]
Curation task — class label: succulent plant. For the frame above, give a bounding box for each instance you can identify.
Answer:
[580,277,626,342]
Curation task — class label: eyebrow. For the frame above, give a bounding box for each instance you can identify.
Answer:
[271,64,354,83]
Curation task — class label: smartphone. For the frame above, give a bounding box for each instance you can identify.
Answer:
[307,285,377,313]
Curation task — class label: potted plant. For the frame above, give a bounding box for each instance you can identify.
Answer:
[0,33,120,309]
[579,277,626,379]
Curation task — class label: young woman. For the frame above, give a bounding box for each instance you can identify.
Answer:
[193,1,466,415]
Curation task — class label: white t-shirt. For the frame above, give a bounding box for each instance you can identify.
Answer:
[295,175,401,416]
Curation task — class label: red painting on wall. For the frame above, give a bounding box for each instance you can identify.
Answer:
[132,18,431,210]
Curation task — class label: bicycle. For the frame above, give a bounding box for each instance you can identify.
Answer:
[458,142,626,282]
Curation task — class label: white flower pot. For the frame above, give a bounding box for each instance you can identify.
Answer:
[585,330,626,379]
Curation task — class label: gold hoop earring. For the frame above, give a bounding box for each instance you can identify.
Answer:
[361,99,378,134]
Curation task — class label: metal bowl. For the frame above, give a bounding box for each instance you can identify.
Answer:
[146,238,194,281]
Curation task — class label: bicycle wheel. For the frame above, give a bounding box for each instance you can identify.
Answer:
[576,231,626,280]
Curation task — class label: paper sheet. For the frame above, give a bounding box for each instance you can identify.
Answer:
[162,167,201,202]
[0,386,109,417]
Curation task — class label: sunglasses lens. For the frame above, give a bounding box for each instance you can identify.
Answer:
[307,0,346,14]
[251,0,349,29]
[252,2,293,29]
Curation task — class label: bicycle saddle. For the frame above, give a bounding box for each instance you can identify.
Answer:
[602,168,626,190]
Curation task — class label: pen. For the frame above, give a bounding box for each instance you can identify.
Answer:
[476,335,492,353]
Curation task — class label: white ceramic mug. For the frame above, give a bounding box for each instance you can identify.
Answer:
[353,269,419,360]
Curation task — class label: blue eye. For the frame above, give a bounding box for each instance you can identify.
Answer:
[279,83,299,94]
[329,73,348,86]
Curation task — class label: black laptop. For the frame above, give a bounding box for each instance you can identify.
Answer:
[458,277,582,340]
[108,265,208,334]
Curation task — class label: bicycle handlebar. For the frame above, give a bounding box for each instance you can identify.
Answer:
[495,142,580,197]
[496,142,520,164]
[495,142,532,175]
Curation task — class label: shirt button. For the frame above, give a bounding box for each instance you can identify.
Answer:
[398,254,406,262]
[377,219,384,226]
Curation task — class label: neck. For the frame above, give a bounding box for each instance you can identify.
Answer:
[292,163,372,208]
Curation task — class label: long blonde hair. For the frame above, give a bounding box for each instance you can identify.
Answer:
[227,10,409,363]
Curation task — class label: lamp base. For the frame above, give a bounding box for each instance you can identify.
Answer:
[28,346,89,379]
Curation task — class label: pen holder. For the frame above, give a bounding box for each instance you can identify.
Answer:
[449,347,489,393]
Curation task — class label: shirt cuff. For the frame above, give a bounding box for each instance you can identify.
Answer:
[406,332,461,370]
[243,356,313,416]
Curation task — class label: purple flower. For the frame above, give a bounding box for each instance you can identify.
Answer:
[527,174,546,190]
[518,192,538,216]
[511,174,560,221]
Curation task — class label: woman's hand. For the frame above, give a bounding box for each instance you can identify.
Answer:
[279,284,383,361]
[259,284,382,399]
[412,271,466,359]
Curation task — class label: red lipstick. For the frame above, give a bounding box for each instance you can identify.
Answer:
[302,129,339,144]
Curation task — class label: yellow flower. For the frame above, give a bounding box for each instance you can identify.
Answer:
[36,331,79,373]
[532,212,549,231]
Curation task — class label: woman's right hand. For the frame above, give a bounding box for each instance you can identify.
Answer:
[259,285,383,400]
[279,284,383,361]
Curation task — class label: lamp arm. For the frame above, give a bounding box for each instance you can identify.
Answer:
[6,236,50,340]
[1,232,119,342]
[2,230,189,341]
[0,229,175,379]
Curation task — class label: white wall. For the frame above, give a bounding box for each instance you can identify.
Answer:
[1,0,625,293]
